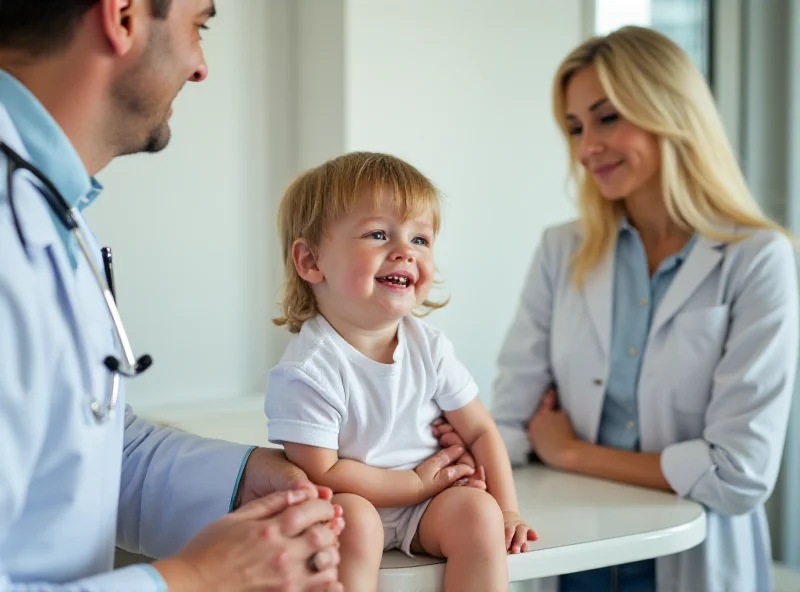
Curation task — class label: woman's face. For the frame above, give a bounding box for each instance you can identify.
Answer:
[563,66,661,201]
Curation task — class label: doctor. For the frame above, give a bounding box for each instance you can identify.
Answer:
[494,26,799,592]
[438,26,799,592]
[0,1,346,590]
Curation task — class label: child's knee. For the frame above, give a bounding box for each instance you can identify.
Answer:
[447,489,504,543]
[332,493,383,552]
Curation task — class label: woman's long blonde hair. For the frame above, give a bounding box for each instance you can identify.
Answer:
[553,26,789,286]
[274,151,447,333]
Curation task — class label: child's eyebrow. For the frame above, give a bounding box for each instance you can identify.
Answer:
[354,216,389,227]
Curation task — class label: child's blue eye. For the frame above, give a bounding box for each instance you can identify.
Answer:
[412,237,429,246]
[368,231,387,240]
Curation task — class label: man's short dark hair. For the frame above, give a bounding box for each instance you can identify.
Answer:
[0,0,173,57]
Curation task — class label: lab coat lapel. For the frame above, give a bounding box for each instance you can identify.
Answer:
[650,235,724,337]
[580,241,615,358]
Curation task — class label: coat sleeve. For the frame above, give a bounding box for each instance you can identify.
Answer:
[661,233,799,515]
[118,407,254,558]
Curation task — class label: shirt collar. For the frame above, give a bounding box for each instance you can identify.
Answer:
[0,70,104,265]
[618,213,698,269]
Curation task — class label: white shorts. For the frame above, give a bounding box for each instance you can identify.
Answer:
[380,499,433,557]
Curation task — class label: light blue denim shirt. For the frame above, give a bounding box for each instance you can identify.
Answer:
[561,218,697,592]
[0,70,102,267]
[598,218,697,451]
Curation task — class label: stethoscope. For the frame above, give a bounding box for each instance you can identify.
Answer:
[1,140,152,423]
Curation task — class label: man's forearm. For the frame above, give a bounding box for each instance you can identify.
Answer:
[471,428,520,512]
[312,460,422,507]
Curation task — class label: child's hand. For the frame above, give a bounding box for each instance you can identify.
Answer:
[454,465,487,490]
[432,417,475,468]
[414,445,476,501]
[502,511,537,554]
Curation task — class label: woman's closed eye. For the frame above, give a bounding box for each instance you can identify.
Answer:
[600,113,619,125]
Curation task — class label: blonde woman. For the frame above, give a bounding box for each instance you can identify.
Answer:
[435,26,799,592]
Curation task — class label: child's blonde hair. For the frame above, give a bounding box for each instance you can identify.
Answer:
[274,151,447,333]
[552,26,790,287]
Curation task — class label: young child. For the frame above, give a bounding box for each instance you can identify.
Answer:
[265,152,536,592]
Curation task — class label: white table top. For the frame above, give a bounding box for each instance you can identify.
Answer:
[139,396,706,589]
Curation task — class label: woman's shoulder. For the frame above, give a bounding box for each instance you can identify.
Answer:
[535,218,584,263]
[722,225,796,265]
[715,226,798,297]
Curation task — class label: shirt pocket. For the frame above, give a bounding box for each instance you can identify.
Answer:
[665,304,731,415]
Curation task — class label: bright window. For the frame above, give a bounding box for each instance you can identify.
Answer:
[595,0,713,81]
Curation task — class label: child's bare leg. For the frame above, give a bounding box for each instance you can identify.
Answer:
[413,487,508,592]
[330,493,383,592]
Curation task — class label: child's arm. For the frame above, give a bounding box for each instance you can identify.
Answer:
[283,442,474,508]
[444,398,537,552]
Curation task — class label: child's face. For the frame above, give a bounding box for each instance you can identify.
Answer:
[314,190,436,327]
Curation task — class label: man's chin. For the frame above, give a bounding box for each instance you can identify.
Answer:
[142,122,172,153]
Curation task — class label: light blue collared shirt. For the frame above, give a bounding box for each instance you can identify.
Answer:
[561,219,697,592]
[598,219,697,451]
[0,70,102,267]
[1,70,252,591]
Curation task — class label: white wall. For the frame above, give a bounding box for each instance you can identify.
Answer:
[87,0,295,407]
[88,0,583,408]
[342,0,581,402]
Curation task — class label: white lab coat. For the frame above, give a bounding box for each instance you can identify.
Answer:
[0,101,252,590]
[492,220,799,592]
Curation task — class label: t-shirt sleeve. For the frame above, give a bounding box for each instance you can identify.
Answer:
[265,363,345,450]
[433,332,479,412]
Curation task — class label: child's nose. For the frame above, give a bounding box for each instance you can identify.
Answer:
[391,244,414,262]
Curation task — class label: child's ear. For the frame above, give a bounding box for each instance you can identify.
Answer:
[292,239,324,284]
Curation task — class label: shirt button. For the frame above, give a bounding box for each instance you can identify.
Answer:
[640,297,648,306]
[627,420,636,429]
[628,347,638,357]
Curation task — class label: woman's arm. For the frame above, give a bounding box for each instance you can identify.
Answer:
[535,234,798,512]
[658,234,799,515]
[526,392,672,490]
[563,443,671,491]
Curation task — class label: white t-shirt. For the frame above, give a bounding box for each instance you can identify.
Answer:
[265,315,478,471]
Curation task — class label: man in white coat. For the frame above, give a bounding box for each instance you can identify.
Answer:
[0,1,355,590]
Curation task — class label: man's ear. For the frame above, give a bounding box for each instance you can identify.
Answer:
[292,239,324,284]
[99,0,141,56]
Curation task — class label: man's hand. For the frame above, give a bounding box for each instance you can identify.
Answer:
[155,488,345,592]
[235,447,334,510]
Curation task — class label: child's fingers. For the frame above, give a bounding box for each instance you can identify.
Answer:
[457,452,476,469]
[437,423,455,435]
[504,525,514,550]
[440,431,466,449]
[527,528,539,541]
[513,525,529,553]
[467,478,486,490]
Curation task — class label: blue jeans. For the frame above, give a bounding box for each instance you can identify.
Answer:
[559,559,656,592]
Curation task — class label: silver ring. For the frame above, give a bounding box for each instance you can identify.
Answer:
[307,552,321,573]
